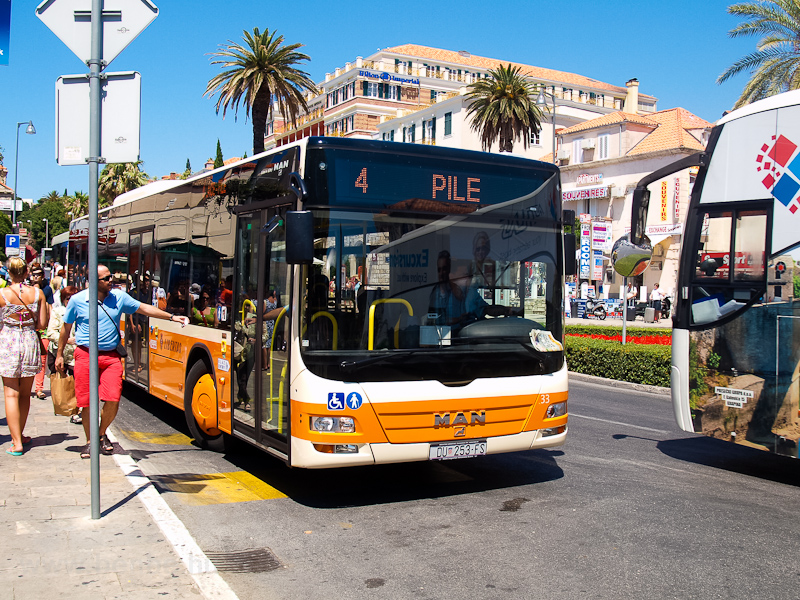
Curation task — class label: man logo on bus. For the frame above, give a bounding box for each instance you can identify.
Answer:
[757,134,800,214]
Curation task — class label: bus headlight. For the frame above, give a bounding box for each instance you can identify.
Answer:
[545,401,567,419]
[311,416,356,433]
[312,417,335,431]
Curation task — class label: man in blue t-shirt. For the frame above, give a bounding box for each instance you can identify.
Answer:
[55,264,189,459]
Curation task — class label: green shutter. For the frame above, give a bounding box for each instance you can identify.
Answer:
[362,81,368,96]
[445,112,452,136]
[432,117,436,140]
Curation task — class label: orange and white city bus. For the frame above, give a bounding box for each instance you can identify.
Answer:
[70,138,572,467]
[620,90,800,457]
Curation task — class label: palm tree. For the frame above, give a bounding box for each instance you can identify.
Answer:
[205,27,317,155]
[98,161,150,207]
[466,64,543,153]
[40,190,63,204]
[66,191,89,217]
[717,1,800,108]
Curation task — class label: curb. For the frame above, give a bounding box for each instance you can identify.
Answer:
[107,430,240,600]
[569,371,670,396]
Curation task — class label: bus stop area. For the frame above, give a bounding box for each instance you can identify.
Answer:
[0,377,234,600]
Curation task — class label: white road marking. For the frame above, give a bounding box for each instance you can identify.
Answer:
[107,430,240,600]
[570,412,670,434]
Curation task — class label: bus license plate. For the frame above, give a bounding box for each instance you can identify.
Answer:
[429,440,487,461]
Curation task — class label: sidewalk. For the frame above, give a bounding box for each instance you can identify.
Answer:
[0,376,235,600]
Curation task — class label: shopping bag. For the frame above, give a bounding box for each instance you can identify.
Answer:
[50,372,78,416]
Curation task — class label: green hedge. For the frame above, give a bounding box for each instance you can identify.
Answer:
[565,324,671,339]
[564,336,671,387]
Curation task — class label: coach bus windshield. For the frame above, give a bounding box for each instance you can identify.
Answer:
[298,144,563,383]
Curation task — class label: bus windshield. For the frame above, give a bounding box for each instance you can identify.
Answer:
[299,155,563,383]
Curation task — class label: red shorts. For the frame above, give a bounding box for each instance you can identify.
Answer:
[74,346,124,408]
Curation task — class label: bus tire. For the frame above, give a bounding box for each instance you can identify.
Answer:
[184,361,227,452]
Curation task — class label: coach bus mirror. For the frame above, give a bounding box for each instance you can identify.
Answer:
[285,211,314,264]
[611,234,652,278]
[564,233,577,276]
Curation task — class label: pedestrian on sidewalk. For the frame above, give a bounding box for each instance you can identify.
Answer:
[55,264,189,459]
[28,262,54,400]
[0,257,49,456]
[45,285,80,423]
[650,283,663,323]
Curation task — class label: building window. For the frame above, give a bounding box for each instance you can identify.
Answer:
[390,129,394,142]
[366,82,379,98]
[530,130,540,145]
[598,134,610,159]
[572,139,583,164]
[410,123,416,143]
[444,112,452,136]
[423,118,435,142]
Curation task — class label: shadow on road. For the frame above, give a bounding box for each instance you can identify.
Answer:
[121,383,565,508]
[657,435,800,487]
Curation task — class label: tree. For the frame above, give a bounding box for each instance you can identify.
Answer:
[466,64,542,153]
[40,190,63,204]
[717,1,800,108]
[65,191,89,218]
[205,27,317,154]
[214,140,224,168]
[98,161,150,207]
[180,158,192,180]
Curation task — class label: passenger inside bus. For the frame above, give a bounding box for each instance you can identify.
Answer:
[191,287,217,327]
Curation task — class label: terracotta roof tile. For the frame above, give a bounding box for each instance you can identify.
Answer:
[627,108,710,155]
[382,44,656,100]
[557,111,658,135]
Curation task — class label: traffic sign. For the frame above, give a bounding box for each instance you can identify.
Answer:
[5,234,20,257]
[36,0,158,67]
[56,71,141,165]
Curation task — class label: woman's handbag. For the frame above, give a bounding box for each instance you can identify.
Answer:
[50,371,77,416]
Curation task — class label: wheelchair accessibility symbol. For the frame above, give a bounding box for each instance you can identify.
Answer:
[346,392,363,410]
[327,392,345,411]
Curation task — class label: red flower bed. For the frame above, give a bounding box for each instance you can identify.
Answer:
[566,333,671,346]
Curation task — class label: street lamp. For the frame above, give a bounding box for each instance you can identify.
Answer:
[13,121,36,225]
[535,90,556,164]
[42,218,49,248]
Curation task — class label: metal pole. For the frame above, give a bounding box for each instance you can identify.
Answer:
[13,123,21,225]
[622,276,628,346]
[550,93,556,164]
[88,0,103,520]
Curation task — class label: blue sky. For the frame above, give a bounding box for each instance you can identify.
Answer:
[2,0,755,202]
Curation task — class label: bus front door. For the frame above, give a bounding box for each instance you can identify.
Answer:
[232,208,291,457]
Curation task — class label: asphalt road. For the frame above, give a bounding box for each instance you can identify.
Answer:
[111,379,800,600]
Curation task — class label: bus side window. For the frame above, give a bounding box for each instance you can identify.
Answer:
[733,211,767,281]
[696,212,732,279]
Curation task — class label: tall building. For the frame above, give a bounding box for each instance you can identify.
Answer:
[265,44,658,162]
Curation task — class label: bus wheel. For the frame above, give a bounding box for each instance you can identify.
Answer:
[184,361,227,452]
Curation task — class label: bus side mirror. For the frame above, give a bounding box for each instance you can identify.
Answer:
[564,233,577,276]
[285,211,314,264]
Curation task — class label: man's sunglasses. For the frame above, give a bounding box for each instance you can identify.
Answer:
[99,275,113,282]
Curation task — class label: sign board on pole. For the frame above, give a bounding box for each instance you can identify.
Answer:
[5,234,20,257]
[0,0,11,66]
[56,71,142,165]
[36,0,158,67]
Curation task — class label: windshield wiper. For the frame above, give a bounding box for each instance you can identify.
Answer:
[450,336,546,367]
[340,349,425,373]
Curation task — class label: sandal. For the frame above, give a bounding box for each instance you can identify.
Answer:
[80,444,91,459]
[70,414,83,425]
[100,435,114,454]
[6,447,23,456]
[35,391,46,400]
